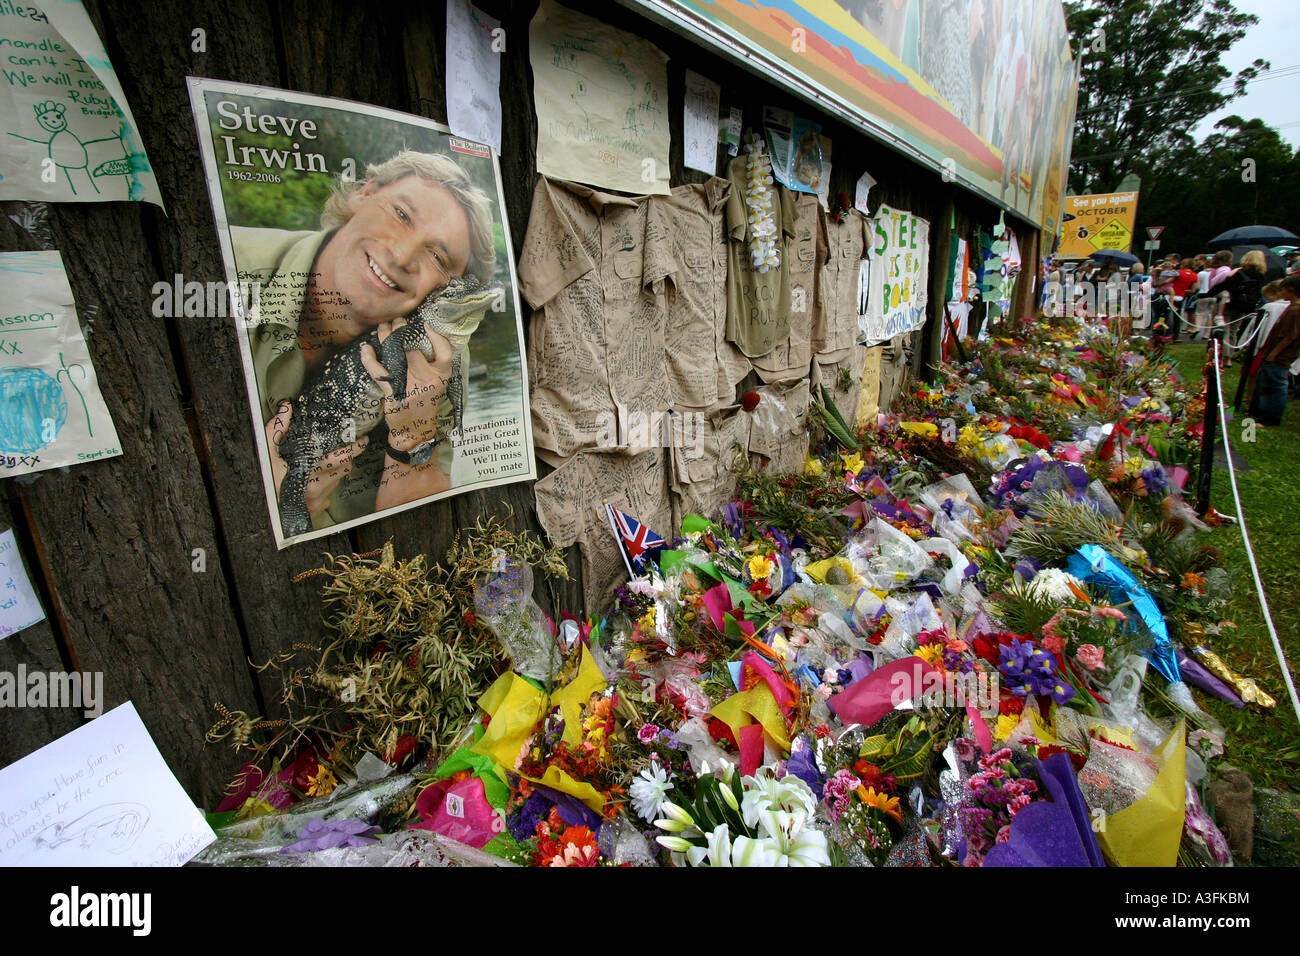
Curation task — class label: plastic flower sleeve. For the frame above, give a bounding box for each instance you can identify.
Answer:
[846,517,934,591]
[473,551,558,682]
[1080,720,1187,867]
[918,474,984,542]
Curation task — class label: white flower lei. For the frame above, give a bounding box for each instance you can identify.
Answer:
[742,132,781,274]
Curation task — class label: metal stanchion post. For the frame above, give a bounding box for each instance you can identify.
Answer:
[1196,328,1225,517]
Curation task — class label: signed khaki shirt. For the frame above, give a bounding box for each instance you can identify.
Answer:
[752,191,820,383]
[519,177,675,465]
[650,179,751,409]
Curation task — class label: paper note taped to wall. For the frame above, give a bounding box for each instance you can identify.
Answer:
[0,702,215,866]
[0,528,45,639]
[0,0,162,206]
[529,0,670,195]
[0,251,122,477]
[682,70,719,175]
[446,0,502,153]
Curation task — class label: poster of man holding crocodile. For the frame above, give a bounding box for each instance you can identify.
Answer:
[187,79,535,548]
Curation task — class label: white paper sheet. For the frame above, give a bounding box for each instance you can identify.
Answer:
[0,0,162,206]
[854,170,876,215]
[530,0,670,195]
[0,528,45,639]
[0,251,122,478]
[0,702,215,866]
[682,70,719,175]
[445,0,502,153]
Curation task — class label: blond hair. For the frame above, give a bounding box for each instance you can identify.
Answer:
[1240,249,1266,274]
[322,150,497,283]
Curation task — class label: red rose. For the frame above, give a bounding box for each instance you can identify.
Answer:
[741,391,761,412]
[999,695,1024,716]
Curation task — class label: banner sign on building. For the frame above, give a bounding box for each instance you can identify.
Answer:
[632,0,1077,232]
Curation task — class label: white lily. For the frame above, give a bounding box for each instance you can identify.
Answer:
[655,834,694,853]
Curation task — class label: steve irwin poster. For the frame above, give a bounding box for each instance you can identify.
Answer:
[187,78,534,548]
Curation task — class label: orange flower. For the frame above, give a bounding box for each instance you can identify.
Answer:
[536,825,600,867]
[856,785,902,823]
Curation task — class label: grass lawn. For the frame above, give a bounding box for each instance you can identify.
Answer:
[1165,341,1300,792]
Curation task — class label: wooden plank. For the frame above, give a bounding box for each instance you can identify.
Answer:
[85,0,354,729]
[0,489,82,770]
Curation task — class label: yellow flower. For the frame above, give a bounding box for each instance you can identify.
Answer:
[913,643,945,667]
[637,608,657,632]
[994,713,1021,741]
[747,553,775,581]
[804,455,824,477]
[305,766,338,798]
[840,451,865,475]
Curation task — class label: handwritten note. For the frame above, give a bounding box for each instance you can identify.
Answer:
[862,204,931,344]
[0,702,215,866]
[854,170,876,215]
[683,70,719,175]
[445,1,502,153]
[0,528,44,639]
[0,251,121,478]
[529,0,670,195]
[0,0,161,206]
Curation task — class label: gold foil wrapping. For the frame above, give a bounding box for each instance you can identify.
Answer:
[1189,644,1277,709]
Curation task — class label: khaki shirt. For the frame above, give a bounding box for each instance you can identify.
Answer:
[519,178,675,465]
[724,155,798,358]
[815,209,869,361]
[649,179,750,408]
[752,191,820,383]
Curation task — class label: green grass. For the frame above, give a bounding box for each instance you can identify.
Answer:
[1165,342,1300,791]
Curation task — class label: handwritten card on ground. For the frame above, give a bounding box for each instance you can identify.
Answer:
[0,0,162,205]
[0,528,44,639]
[683,70,719,175]
[0,702,215,866]
[446,0,502,153]
[530,0,670,195]
[0,251,121,477]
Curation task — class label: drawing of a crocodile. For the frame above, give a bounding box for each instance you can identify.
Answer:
[276,275,498,538]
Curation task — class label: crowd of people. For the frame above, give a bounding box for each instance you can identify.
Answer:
[1043,247,1300,427]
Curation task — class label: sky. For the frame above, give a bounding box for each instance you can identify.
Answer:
[1191,0,1300,149]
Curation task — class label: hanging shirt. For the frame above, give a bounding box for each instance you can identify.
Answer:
[519,177,675,465]
[752,190,820,383]
[724,154,798,357]
[815,207,870,360]
[650,178,751,408]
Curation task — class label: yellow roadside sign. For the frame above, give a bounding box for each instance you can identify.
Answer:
[1058,191,1139,258]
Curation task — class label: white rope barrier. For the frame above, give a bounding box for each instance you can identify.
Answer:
[1211,338,1300,726]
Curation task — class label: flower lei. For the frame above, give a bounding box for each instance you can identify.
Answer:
[742,132,781,273]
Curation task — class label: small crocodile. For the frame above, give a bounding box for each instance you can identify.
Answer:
[276,275,498,538]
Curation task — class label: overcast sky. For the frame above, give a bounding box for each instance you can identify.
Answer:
[1191,0,1300,149]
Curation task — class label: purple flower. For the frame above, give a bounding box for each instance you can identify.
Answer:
[1141,466,1169,496]
[282,817,380,853]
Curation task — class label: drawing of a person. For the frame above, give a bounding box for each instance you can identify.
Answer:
[8,100,127,196]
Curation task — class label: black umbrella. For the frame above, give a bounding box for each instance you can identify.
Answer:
[1089,248,1140,266]
[1208,225,1298,248]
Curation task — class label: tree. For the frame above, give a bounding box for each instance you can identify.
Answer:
[1134,117,1300,253]
[1065,0,1266,195]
